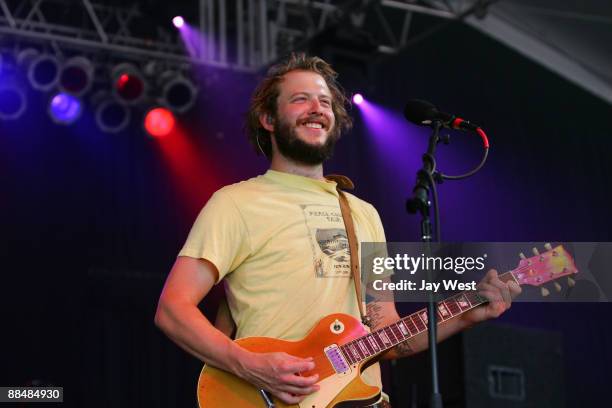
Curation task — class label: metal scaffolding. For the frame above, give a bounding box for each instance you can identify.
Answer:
[0,0,479,72]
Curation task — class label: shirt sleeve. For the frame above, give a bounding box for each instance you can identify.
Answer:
[178,189,252,283]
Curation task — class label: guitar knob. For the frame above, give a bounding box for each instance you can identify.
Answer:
[541,287,550,297]
[519,252,526,260]
[554,282,562,292]
[330,319,345,334]
[544,243,552,251]
[532,247,540,256]
[567,277,576,287]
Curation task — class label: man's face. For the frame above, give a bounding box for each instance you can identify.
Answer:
[269,70,339,165]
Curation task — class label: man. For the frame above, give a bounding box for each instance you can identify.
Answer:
[154,53,521,406]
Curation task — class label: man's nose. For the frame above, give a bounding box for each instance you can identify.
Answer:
[308,98,323,114]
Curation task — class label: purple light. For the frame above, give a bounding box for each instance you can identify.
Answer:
[48,92,82,124]
[172,16,185,28]
[353,93,364,105]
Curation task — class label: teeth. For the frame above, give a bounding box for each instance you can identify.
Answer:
[304,122,323,129]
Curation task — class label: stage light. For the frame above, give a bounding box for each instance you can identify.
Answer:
[159,72,198,114]
[353,93,364,105]
[94,94,131,133]
[59,56,94,97]
[0,86,27,120]
[144,107,175,138]
[172,16,185,28]
[48,92,82,125]
[25,52,60,92]
[111,63,146,105]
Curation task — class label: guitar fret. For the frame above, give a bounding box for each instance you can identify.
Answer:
[398,321,410,337]
[465,291,486,306]
[418,310,429,325]
[437,302,451,320]
[379,330,392,346]
[444,299,461,316]
[373,332,386,349]
[384,327,399,344]
[356,339,370,357]
[390,324,405,343]
[340,345,355,365]
[367,335,380,352]
[350,342,364,361]
[346,343,358,362]
[411,314,426,332]
[456,294,471,311]
[499,272,516,284]
[403,317,418,336]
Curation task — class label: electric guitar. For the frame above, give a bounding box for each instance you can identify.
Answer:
[197,244,578,407]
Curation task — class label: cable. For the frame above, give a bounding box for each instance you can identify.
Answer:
[439,128,490,181]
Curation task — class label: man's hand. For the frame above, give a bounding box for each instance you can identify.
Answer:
[236,351,320,404]
[461,269,522,327]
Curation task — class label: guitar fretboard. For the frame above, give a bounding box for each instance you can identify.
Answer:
[339,271,517,365]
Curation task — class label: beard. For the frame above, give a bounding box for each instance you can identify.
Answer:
[273,114,340,165]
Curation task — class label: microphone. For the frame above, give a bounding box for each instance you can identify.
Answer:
[403,99,480,132]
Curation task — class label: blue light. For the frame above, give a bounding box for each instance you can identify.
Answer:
[48,92,82,124]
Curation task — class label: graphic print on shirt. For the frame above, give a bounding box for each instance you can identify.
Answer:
[300,204,350,278]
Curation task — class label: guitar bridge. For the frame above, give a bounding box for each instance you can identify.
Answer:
[324,344,351,375]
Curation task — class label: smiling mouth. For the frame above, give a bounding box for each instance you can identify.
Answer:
[299,118,328,130]
[303,122,324,129]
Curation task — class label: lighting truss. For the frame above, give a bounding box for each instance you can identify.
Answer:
[0,0,482,72]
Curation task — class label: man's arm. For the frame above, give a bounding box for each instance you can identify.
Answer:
[366,269,521,360]
[154,256,319,404]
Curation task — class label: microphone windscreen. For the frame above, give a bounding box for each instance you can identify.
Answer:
[403,99,438,125]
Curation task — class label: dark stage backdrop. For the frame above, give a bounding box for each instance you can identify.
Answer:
[1,21,611,407]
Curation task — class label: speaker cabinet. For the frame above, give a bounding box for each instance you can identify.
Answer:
[391,323,564,408]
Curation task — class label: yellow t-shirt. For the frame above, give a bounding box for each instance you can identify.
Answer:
[179,169,387,386]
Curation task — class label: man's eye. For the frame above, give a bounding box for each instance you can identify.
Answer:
[321,100,331,107]
[293,97,306,102]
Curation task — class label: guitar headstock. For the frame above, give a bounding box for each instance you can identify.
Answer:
[513,243,578,296]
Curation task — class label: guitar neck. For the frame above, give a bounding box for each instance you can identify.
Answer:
[339,271,518,365]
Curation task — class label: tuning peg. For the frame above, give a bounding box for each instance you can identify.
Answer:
[519,252,526,260]
[544,243,552,251]
[554,282,562,292]
[541,287,550,297]
[532,247,540,256]
[567,277,575,287]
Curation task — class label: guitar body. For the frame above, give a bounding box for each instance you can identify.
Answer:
[197,313,382,408]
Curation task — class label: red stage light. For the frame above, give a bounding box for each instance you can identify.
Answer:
[115,73,144,102]
[144,107,175,137]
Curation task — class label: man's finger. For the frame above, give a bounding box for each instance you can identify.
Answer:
[278,382,320,396]
[478,283,503,303]
[488,278,512,307]
[508,281,522,298]
[282,359,316,374]
[281,373,319,387]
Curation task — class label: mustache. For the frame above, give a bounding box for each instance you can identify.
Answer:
[298,114,330,128]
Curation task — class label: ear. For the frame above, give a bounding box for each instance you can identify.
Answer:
[259,113,274,132]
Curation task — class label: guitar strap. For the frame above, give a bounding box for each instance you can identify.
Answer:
[326,174,371,328]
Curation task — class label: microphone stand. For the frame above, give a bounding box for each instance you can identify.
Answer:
[406,120,444,408]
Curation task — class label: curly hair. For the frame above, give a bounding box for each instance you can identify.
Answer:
[246,53,353,160]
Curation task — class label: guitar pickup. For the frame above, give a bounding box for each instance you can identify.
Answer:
[324,344,351,375]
